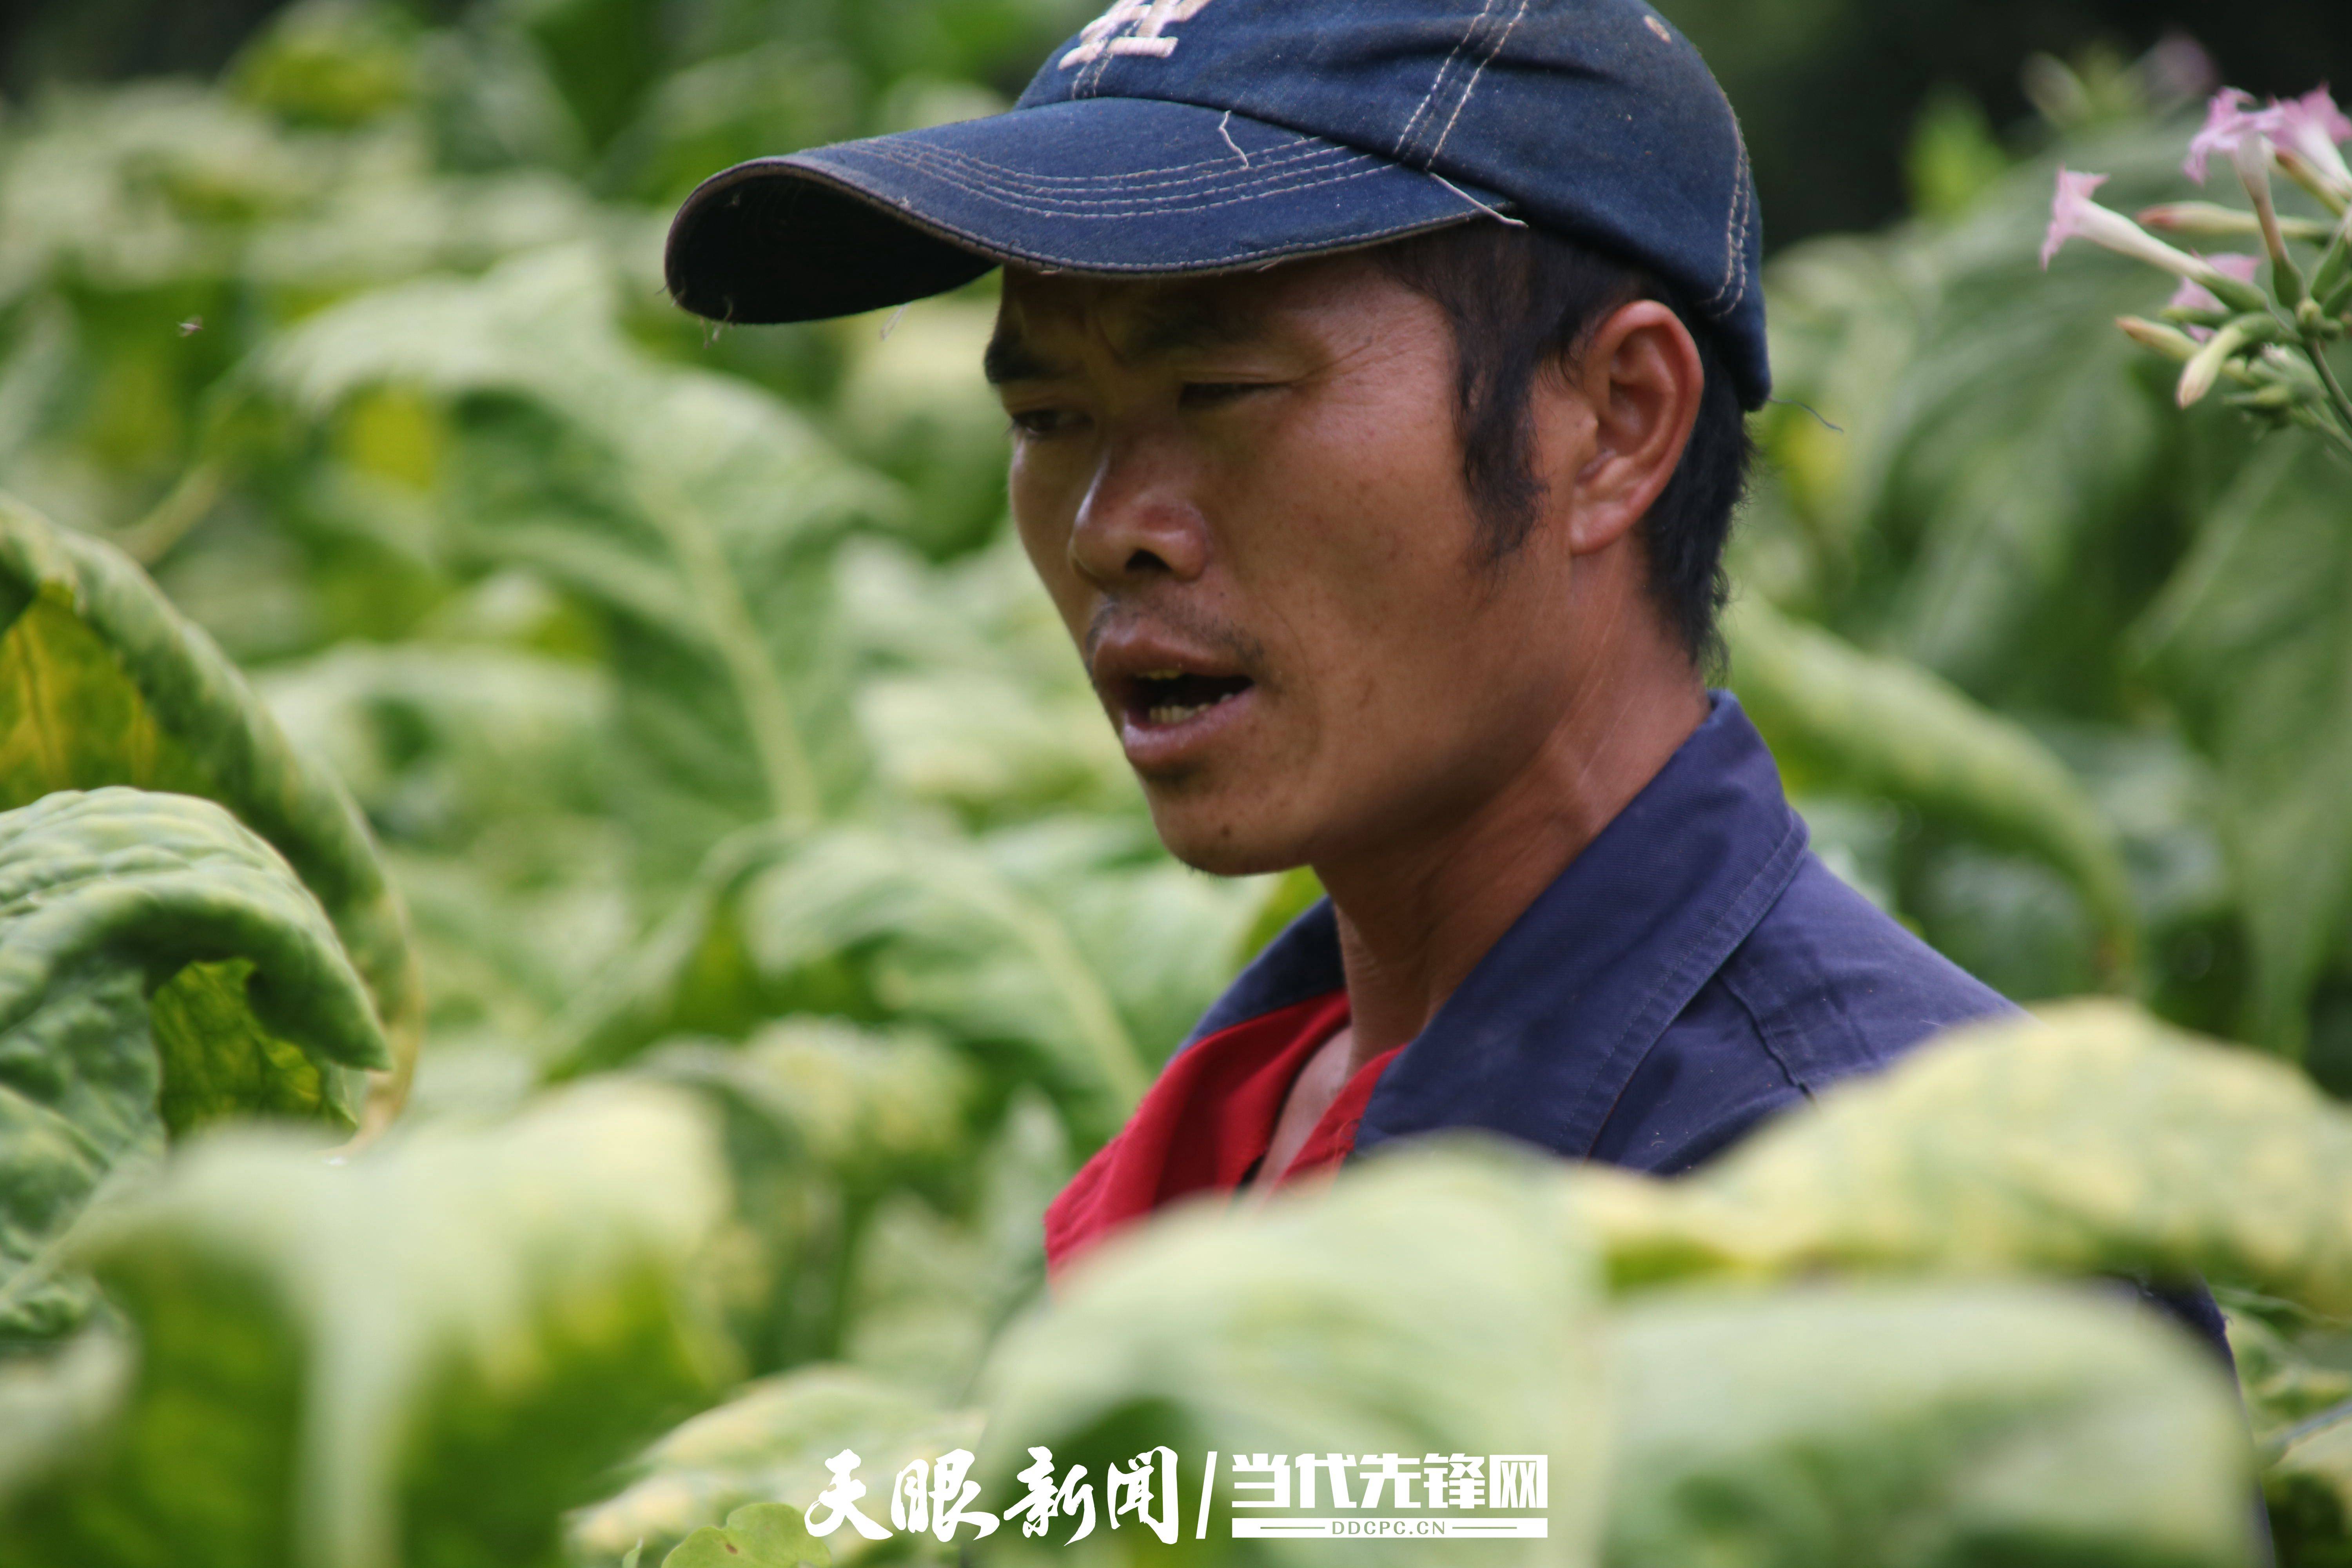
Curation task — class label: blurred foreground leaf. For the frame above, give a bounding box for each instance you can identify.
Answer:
[976,1146,1603,1566]
[0,1081,733,1568]
[569,1365,978,1566]
[1605,1280,2258,1568]
[664,1502,829,1568]
[633,1021,984,1371]
[0,788,387,1346]
[1573,1000,2352,1309]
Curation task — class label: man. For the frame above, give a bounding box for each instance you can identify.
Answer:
[662,0,2229,1359]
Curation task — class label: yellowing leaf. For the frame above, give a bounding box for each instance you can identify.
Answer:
[0,788,388,1343]
[1572,1001,2352,1313]
[1605,1280,2258,1568]
[0,494,420,1126]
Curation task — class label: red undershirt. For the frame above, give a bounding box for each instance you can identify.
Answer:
[1042,990,1404,1277]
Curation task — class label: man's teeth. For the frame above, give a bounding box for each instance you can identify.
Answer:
[1142,688,1242,727]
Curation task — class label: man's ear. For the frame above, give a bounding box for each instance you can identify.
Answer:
[1552,300,1705,556]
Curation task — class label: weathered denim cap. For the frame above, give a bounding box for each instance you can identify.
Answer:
[665,0,1769,408]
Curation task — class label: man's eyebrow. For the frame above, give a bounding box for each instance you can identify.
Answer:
[982,293,1276,385]
[1125,293,1273,362]
[982,327,1058,385]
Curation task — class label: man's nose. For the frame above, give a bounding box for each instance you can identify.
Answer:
[1067,444,1210,588]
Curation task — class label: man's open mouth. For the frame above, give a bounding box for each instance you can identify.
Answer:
[1123,670,1254,728]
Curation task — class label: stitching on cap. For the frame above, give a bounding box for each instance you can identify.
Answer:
[1426,0,1533,163]
[852,140,1353,196]
[1712,143,1750,310]
[857,136,1350,187]
[1699,78,1754,316]
[840,125,1328,186]
[1702,131,1752,316]
[933,206,1476,272]
[854,141,1380,207]
[1392,0,1504,163]
[835,133,1348,195]
[857,147,1386,215]
[857,140,1395,216]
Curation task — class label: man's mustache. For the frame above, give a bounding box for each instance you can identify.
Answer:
[1082,600,1268,678]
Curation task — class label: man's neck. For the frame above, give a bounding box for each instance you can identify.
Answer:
[1316,665,1708,1065]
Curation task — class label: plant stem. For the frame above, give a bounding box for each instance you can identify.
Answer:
[2290,399,2352,465]
[2299,327,2352,445]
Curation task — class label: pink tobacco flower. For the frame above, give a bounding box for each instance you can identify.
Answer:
[2166,253,2262,336]
[2184,88,2278,185]
[2271,85,2352,196]
[2042,168,2225,282]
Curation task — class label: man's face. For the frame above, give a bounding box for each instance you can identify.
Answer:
[989,254,1594,877]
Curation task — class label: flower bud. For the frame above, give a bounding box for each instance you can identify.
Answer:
[2177,317,2260,407]
[2138,201,2331,241]
[2116,316,2200,361]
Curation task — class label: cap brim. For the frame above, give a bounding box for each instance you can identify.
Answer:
[665,97,1505,323]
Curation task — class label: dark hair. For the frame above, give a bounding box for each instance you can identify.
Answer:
[1371,221,1754,670]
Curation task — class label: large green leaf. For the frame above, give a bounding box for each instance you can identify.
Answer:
[831,298,1013,561]
[258,641,612,851]
[2138,436,2352,1052]
[1750,234,1935,606]
[256,244,903,867]
[1869,265,2166,707]
[0,1080,733,1568]
[1605,1280,2258,1568]
[1725,597,2138,978]
[663,1502,829,1568]
[2229,1308,2352,1555]
[639,1020,979,1197]
[973,1144,1603,1566]
[832,532,1137,827]
[1757,125,2225,711]
[2267,1403,2352,1565]
[0,493,419,1124]
[1572,1001,2352,1312]
[632,1020,985,1371]
[259,639,632,1047]
[0,1325,129,1492]
[549,820,1258,1145]
[0,787,388,1346]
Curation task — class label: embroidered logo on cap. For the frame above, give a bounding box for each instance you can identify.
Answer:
[1060,0,1216,67]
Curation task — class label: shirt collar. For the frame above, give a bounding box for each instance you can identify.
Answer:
[1185,691,1809,1160]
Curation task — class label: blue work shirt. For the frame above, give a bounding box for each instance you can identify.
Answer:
[1187,690,2236,1367]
